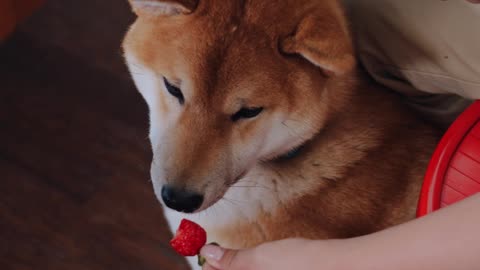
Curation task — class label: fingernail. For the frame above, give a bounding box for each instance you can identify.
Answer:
[200,244,225,262]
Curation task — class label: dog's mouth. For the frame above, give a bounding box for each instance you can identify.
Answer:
[157,144,304,214]
[189,169,249,213]
[200,145,305,211]
[233,170,248,184]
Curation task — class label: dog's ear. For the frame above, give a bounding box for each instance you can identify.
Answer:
[281,12,356,76]
[129,0,198,16]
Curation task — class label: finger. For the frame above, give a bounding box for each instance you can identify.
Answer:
[202,263,219,270]
[200,244,256,270]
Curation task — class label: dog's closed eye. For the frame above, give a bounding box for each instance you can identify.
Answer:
[163,77,185,104]
[231,107,264,122]
[129,0,198,16]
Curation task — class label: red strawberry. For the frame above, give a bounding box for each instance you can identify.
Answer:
[170,219,207,257]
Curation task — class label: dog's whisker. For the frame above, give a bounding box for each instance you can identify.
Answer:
[236,177,276,190]
[222,196,249,205]
[228,182,275,192]
[220,198,240,208]
[205,201,219,220]
[229,185,269,189]
[233,181,275,192]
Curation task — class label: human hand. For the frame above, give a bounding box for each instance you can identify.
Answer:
[200,238,340,270]
[199,195,480,270]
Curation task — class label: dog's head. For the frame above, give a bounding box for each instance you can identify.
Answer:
[123,0,355,213]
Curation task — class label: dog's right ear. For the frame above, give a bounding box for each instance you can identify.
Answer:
[280,8,355,76]
[129,0,198,16]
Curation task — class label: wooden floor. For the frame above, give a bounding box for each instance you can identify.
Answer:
[0,1,188,269]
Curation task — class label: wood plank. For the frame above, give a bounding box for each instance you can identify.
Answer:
[13,0,45,22]
[0,32,188,270]
[0,0,45,40]
[0,0,16,40]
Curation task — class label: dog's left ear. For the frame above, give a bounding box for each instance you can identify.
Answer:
[129,0,198,16]
[281,11,356,76]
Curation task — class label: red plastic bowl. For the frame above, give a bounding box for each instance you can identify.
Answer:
[417,101,480,218]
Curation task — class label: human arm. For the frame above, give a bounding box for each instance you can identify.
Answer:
[201,194,480,270]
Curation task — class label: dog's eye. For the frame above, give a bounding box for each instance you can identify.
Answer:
[163,77,184,104]
[231,107,264,122]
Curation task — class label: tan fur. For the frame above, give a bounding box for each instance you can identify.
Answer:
[123,0,439,253]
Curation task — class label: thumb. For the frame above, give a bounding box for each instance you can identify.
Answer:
[200,244,257,270]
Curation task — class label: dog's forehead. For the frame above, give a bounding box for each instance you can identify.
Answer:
[185,1,309,78]
[193,0,307,35]
[179,0,338,106]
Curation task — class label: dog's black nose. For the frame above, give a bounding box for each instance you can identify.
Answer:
[161,185,204,213]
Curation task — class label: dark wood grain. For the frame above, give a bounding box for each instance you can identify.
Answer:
[0,1,188,269]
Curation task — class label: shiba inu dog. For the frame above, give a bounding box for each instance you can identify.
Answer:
[123,0,439,268]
